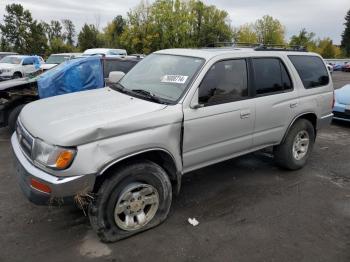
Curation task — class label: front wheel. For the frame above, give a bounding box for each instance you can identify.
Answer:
[274,119,315,170]
[88,160,172,242]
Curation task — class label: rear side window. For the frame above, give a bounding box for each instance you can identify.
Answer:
[288,55,329,88]
[252,58,293,95]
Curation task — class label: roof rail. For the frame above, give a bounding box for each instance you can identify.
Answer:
[204,42,307,52]
[254,44,307,52]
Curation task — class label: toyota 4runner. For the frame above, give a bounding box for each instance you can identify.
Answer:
[11,47,334,242]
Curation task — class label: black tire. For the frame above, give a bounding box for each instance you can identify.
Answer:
[12,72,22,79]
[274,119,315,170]
[88,160,172,243]
[8,104,25,133]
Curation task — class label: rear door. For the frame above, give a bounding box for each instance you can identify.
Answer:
[182,58,255,172]
[251,57,298,147]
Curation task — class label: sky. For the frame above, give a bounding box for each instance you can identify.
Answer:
[0,0,349,44]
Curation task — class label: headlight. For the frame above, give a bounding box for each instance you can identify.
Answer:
[32,139,76,170]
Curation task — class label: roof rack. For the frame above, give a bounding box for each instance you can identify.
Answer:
[204,42,307,52]
[254,44,307,52]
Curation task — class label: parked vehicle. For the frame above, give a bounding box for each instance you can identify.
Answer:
[326,63,334,73]
[0,56,141,131]
[83,48,127,57]
[0,52,18,60]
[41,53,82,71]
[333,64,344,71]
[342,63,350,72]
[0,55,42,81]
[12,47,333,242]
[333,84,350,121]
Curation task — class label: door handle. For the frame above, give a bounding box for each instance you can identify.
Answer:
[240,110,251,119]
[290,102,298,108]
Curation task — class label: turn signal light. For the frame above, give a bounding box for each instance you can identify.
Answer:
[30,178,51,194]
[55,151,74,169]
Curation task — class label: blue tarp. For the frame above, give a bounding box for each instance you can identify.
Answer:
[38,56,104,99]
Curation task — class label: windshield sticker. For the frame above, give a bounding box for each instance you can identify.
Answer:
[161,75,188,84]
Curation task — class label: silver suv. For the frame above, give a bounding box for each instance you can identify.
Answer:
[12,47,334,242]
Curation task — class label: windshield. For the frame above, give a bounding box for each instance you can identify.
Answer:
[119,54,204,102]
[46,55,69,64]
[0,56,21,64]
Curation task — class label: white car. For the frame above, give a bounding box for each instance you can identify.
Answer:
[83,48,127,57]
[41,53,82,71]
[326,63,334,74]
[0,55,42,80]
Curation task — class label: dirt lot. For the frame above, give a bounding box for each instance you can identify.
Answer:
[1,72,350,262]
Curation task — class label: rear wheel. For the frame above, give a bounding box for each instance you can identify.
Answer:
[8,104,25,133]
[88,160,172,242]
[274,119,315,170]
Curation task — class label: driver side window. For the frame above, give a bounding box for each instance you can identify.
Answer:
[198,59,248,106]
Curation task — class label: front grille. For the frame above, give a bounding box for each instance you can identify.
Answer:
[333,111,350,120]
[16,121,34,159]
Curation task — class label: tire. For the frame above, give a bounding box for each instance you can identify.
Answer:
[89,160,172,243]
[274,119,315,170]
[8,104,25,133]
[12,72,22,79]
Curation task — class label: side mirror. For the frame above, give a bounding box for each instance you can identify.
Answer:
[108,71,125,83]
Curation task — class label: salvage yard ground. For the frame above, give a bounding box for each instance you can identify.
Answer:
[1,72,350,262]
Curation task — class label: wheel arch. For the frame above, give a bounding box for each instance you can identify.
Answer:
[282,112,317,143]
[95,148,181,195]
[13,71,23,77]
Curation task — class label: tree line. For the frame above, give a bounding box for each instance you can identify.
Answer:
[0,0,350,58]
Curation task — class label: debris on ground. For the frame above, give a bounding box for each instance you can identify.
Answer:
[188,218,199,226]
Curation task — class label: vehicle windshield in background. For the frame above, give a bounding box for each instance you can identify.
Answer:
[46,55,69,64]
[0,56,21,64]
[119,54,204,102]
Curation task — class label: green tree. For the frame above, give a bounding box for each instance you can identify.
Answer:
[78,24,104,51]
[104,15,126,48]
[27,21,48,55]
[236,24,258,43]
[254,15,285,45]
[341,9,350,57]
[290,28,316,48]
[62,19,76,46]
[0,4,34,53]
[120,0,233,54]
[50,37,74,53]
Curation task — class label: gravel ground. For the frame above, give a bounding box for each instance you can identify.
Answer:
[0,72,350,262]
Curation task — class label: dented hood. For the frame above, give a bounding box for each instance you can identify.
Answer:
[20,87,169,146]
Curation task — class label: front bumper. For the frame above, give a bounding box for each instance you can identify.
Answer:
[11,134,96,205]
[333,103,350,122]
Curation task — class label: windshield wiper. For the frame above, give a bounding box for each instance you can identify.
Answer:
[131,89,167,104]
[110,82,128,94]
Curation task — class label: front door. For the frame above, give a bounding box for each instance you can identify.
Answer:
[182,58,255,173]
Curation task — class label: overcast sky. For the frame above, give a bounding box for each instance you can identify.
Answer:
[0,0,349,44]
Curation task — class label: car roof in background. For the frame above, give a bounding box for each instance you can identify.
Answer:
[102,55,142,61]
[83,48,127,54]
[50,53,82,56]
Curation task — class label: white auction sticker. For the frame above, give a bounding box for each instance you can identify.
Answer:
[161,75,188,84]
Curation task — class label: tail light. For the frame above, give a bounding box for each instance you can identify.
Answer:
[332,90,335,109]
